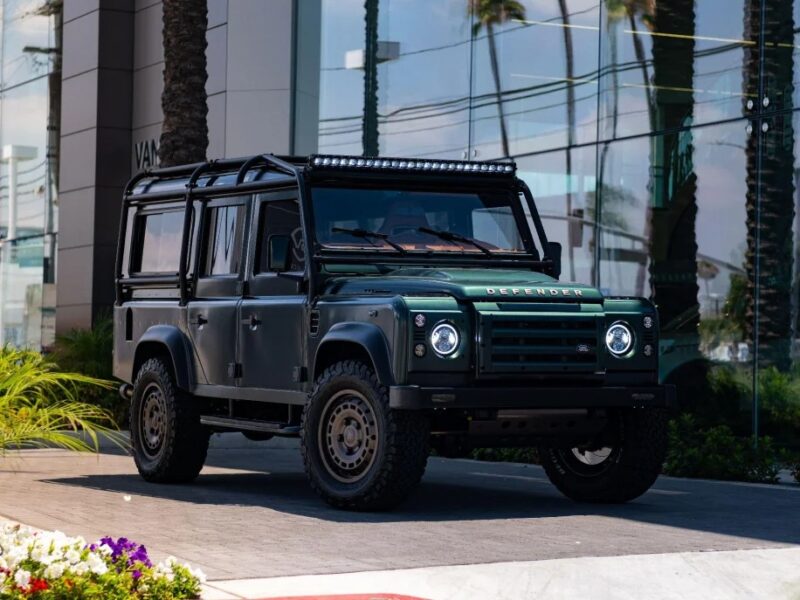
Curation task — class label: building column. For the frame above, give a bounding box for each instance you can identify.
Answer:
[57,1,134,332]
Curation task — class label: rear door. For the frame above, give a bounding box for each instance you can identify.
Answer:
[187,195,249,387]
[238,189,307,392]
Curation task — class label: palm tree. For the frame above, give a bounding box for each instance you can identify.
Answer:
[468,0,526,158]
[158,0,208,167]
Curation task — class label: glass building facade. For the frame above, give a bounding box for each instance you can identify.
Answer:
[304,0,800,444]
[0,0,60,350]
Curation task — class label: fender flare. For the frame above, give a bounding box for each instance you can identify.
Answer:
[133,325,195,391]
[314,322,395,386]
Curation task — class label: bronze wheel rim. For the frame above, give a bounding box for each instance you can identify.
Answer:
[140,383,167,459]
[318,389,379,484]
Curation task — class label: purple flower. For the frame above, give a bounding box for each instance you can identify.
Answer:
[89,536,153,571]
[132,570,142,581]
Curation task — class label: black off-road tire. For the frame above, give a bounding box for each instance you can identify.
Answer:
[130,357,209,483]
[539,408,668,503]
[301,360,430,511]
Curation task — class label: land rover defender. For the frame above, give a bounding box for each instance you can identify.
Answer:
[114,154,675,510]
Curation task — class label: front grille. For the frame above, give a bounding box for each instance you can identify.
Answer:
[478,312,601,375]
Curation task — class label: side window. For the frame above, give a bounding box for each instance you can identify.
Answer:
[203,204,246,276]
[256,199,304,273]
[132,210,184,274]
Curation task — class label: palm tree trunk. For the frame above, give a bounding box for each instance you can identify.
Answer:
[159,0,209,167]
[363,0,380,157]
[558,0,577,281]
[486,23,511,158]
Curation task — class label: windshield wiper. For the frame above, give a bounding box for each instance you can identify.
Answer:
[331,227,407,254]
[418,226,493,255]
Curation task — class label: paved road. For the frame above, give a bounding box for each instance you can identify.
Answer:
[1,435,798,582]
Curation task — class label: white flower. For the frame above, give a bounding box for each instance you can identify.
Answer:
[190,566,207,584]
[73,561,90,576]
[65,548,81,564]
[44,561,67,579]
[97,544,114,556]
[14,569,31,588]
[86,552,108,576]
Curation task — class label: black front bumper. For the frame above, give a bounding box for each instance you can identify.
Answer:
[389,384,676,410]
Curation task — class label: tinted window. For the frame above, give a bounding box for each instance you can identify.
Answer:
[204,205,246,276]
[311,187,531,254]
[256,199,304,273]
[135,211,184,273]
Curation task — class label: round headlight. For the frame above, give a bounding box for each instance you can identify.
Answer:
[430,323,460,357]
[605,322,633,356]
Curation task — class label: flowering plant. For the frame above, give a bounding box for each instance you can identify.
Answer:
[0,523,204,599]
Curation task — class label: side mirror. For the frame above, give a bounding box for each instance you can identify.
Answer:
[268,235,292,272]
[546,241,562,279]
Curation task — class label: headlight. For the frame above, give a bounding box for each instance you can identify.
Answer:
[430,322,460,357]
[605,322,633,356]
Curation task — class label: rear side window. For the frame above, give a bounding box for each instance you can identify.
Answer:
[204,205,246,276]
[133,210,184,274]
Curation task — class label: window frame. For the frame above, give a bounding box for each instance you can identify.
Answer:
[128,202,188,277]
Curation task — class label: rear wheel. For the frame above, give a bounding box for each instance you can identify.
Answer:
[301,360,430,510]
[539,408,668,503]
[130,357,209,483]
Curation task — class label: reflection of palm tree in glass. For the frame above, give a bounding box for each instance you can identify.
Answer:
[557,0,577,281]
[363,0,380,156]
[743,0,795,372]
[468,0,526,158]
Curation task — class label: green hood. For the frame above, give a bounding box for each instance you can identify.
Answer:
[323,268,603,302]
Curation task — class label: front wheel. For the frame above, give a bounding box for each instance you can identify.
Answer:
[539,408,668,503]
[301,361,430,510]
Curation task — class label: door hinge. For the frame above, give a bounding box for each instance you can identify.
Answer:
[292,366,307,383]
[227,362,243,379]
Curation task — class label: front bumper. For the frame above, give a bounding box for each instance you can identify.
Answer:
[389,383,676,410]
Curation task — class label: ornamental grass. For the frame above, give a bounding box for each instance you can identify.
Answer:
[0,347,125,453]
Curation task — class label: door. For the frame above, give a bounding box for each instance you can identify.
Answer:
[238,190,307,391]
[187,196,249,387]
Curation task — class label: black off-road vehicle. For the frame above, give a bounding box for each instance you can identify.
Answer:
[114,154,674,510]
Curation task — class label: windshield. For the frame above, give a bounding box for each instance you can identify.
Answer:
[311,186,535,255]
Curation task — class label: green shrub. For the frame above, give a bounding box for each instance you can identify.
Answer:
[0,347,124,453]
[792,462,800,484]
[50,318,128,427]
[664,414,782,483]
[470,447,540,464]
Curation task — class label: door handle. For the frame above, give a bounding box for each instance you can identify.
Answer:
[194,314,208,327]
[242,314,262,328]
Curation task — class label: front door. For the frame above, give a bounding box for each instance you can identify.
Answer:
[238,190,306,392]
[187,196,249,387]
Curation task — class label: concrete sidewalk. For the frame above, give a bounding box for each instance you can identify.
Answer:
[2,434,798,599]
[201,547,800,600]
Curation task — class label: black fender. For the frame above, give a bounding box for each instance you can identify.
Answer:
[314,322,395,386]
[133,325,195,391]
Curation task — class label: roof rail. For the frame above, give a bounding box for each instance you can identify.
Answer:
[235,153,299,185]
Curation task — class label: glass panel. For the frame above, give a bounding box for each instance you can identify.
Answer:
[256,199,304,273]
[317,0,472,158]
[318,0,366,155]
[0,236,45,348]
[470,0,601,158]
[136,211,184,274]
[753,110,800,452]
[598,121,752,424]
[516,144,597,285]
[205,205,245,276]
[599,0,753,140]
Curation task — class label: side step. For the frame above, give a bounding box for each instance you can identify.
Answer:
[200,415,301,436]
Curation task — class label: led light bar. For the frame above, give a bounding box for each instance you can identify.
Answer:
[309,154,516,175]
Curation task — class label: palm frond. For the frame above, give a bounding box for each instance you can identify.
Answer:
[0,346,129,454]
